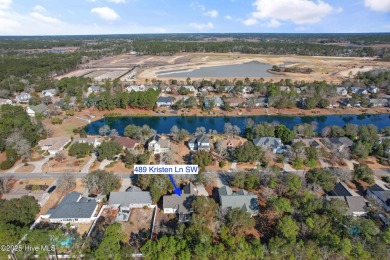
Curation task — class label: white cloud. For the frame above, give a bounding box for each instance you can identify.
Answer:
[189,22,214,30]
[91,7,120,21]
[0,0,12,9]
[243,18,258,26]
[244,0,338,26]
[224,15,232,20]
[33,5,46,13]
[107,0,126,3]
[203,9,218,18]
[30,12,62,24]
[190,1,205,11]
[267,19,281,27]
[364,0,390,12]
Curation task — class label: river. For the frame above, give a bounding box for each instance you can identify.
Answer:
[85,114,390,136]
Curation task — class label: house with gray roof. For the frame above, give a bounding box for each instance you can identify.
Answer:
[204,96,223,109]
[156,96,175,107]
[109,187,152,209]
[323,137,353,152]
[369,98,389,107]
[253,137,285,154]
[43,191,98,223]
[367,184,390,212]
[218,186,259,217]
[26,104,49,117]
[326,196,367,217]
[15,92,31,103]
[163,183,200,222]
[148,135,170,154]
[188,135,210,152]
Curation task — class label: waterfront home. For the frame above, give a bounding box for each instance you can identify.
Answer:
[292,138,323,149]
[339,98,360,107]
[254,97,268,107]
[204,96,223,109]
[224,97,247,107]
[188,135,211,152]
[369,98,389,107]
[218,186,259,217]
[148,135,170,154]
[15,92,31,103]
[42,88,57,97]
[42,191,98,223]
[73,137,101,148]
[336,87,348,96]
[26,104,49,117]
[322,137,353,152]
[253,137,285,154]
[112,136,140,151]
[156,96,175,107]
[163,183,199,222]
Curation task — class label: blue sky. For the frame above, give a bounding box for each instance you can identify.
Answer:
[0,0,389,35]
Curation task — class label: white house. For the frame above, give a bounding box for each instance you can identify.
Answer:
[336,87,348,96]
[367,86,378,94]
[0,98,12,106]
[42,89,57,97]
[73,137,101,148]
[188,135,210,152]
[148,135,170,154]
[87,85,101,94]
[253,137,285,154]
[126,84,146,92]
[15,92,31,103]
[42,192,98,223]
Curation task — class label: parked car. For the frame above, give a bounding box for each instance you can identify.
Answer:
[47,186,56,193]
[88,194,97,198]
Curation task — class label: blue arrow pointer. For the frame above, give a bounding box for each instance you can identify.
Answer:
[168,174,181,196]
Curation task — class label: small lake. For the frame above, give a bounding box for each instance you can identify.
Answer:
[85,114,390,136]
[157,61,283,78]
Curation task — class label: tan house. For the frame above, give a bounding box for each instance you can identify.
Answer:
[38,137,71,155]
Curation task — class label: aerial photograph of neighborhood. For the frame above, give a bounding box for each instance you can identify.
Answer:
[0,0,390,259]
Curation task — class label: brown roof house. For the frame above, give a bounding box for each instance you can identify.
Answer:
[112,136,140,151]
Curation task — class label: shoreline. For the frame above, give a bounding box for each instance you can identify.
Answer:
[79,106,390,124]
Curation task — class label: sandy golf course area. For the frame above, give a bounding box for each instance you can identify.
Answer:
[55,52,390,83]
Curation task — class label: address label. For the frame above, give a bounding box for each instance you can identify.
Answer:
[133,165,199,174]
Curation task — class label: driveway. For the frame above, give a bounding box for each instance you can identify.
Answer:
[8,156,51,174]
[80,154,97,173]
[99,159,112,170]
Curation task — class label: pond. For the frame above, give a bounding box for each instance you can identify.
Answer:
[85,114,390,136]
[157,61,283,78]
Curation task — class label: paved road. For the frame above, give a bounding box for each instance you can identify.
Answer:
[99,159,112,170]
[373,168,390,176]
[0,172,131,179]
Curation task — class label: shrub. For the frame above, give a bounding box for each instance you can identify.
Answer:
[219,161,226,168]
[51,116,63,125]
[0,160,15,170]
